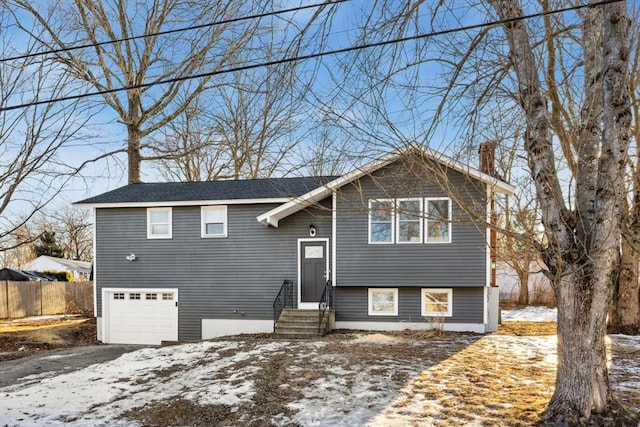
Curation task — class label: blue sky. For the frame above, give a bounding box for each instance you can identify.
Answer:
[2,0,634,223]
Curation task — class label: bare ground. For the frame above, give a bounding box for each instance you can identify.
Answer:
[1,320,638,426]
[0,317,99,362]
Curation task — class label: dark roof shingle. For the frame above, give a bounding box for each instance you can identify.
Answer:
[75,176,339,205]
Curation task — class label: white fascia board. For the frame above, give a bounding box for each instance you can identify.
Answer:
[419,146,515,195]
[73,197,291,209]
[257,156,398,227]
[258,144,515,227]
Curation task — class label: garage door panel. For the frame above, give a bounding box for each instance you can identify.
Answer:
[104,289,178,345]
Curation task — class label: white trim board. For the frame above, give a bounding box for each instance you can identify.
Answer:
[335,321,487,334]
[257,144,515,228]
[202,319,272,339]
[74,197,291,209]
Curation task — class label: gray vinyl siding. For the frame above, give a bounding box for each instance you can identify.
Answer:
[335,159,487,287]
[334,287,484,324]
[95,200,332,340]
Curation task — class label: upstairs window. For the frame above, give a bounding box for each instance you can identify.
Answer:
[201,206,227,238]
[425,198,451,243]
[368,200,395,244]
[147,208,172,239]
[396,198,422,243]
[368,197,451,244]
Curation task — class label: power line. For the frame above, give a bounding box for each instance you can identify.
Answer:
[0,0,623,113]
[0,0,348,63]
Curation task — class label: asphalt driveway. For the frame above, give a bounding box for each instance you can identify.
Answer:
[0,344,146,388]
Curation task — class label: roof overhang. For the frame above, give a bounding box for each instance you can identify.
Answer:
[257,145,515,228]
[73,197,292,209]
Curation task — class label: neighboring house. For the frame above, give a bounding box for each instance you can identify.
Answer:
[75,145,514,345]
[23,255,92,281]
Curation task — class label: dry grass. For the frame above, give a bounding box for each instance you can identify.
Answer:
[2,319,637,426]
[0,318,98,361]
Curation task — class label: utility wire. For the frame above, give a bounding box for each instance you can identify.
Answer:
[0,0,348,63]
[0,0,623,113]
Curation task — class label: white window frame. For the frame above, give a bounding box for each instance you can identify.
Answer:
[396,198,423,244]
[368,288,399,316]
[425,197,452,244]
[147,207,172,239]
[421,288,453,317]
[368,199,395,244]
[201,205,228,238]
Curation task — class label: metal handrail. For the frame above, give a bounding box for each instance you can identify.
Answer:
[273,279,293,332]
[318,279,333,333]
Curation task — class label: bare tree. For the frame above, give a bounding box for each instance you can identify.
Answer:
[151,62,305,180]
[489,1,632,423]
[5,0,282,183]
[49,207,93,262]
[306,0,635,423]
[495,137,543,306]
[0,8,93,255]
[609,2,640,335]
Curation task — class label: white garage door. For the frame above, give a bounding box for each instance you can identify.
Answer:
[104,289,178,345]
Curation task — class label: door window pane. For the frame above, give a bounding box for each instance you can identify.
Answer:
[305,245,323,259]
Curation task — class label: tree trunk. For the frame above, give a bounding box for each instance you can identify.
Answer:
[489,1,635,423]
[516,263,529,305]
[546,256,616,422]
[610,239,640,334]
[127,124,142,184]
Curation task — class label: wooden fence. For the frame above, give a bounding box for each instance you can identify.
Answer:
[0,281,93,319]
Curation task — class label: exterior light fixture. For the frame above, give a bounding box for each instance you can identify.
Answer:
[309,224,317,237]
[126,254,136,261]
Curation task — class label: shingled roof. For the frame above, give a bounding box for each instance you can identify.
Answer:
[75,176,339,206]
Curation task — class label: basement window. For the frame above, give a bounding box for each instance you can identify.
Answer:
[368,288,398,316]
[421,288,453,317]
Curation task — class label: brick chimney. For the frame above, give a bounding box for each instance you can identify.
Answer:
[479,142,497,176]
[479,142,498,287]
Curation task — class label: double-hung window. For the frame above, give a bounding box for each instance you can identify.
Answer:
[147,207,172,239]
[396,198,422,243]
[425,198,451,243]
[421,288,453,317]
[201,206,227,238]
[369,200,394,244]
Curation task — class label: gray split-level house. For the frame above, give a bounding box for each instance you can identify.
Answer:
[74,144,514,345]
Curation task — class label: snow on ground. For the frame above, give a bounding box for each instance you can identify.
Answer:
[502,305,557,322]
[1,319,638,426]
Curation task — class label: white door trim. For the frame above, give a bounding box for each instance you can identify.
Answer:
[297,238,329,309]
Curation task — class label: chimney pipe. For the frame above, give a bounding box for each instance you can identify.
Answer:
[479,142,497,176]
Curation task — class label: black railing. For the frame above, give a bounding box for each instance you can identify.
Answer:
[318,279,333,333]
[273,279,293,332]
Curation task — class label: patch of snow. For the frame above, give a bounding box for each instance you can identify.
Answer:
[40,353,80,360]
[352,333,400,344]
[0,330,637,426]
[502,306,557,322]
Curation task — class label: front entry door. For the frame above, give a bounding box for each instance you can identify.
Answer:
[300,240,327,306]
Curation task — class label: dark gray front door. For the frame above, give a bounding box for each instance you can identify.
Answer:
[300,241,327,303]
